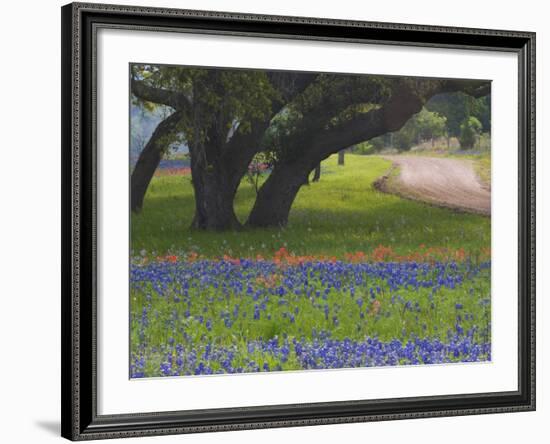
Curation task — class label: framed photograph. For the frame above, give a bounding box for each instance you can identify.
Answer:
[61,2,535,440]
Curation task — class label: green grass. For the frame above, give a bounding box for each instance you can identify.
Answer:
[445,152,491,189]
[131,154,490,258]
[469,154,491,188]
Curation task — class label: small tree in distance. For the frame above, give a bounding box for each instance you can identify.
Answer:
[389,107,446,151]
[459,116,482,149]
[414,108,447,147]
[246,152,273,195]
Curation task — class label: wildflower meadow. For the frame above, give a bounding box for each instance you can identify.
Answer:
[129,65,491,378]
[130,155,491,378]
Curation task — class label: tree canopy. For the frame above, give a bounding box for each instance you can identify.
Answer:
[130,64,491,230]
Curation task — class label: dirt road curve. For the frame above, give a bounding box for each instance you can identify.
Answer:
[380,156,490,216]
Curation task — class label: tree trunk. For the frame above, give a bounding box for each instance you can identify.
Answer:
[246,159,314,228]
[130,111,182,212]
[338,150,345,165]
[312,163,321,182]
[188,136,243,231]
[189,162,241,231]
[187,74,318,231]
[190,167,242,230]
[188,120,279,231]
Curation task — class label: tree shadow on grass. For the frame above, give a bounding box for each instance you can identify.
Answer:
[131,179,489,255]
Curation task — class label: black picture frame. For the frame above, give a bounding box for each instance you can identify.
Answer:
[61,2,536,440]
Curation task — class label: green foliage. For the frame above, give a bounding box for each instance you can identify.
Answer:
[392,125,417,151]
[414,107,447,141]
[351,141,375,155]
[459,117,483,149]
[131,154,490,258]
[426,92,490,137]
[472,152,491,187]
[388,108,447,151]
[475,95,491,132]
[131,64,278,148]
[370,136,387,152]
[261,106,302,163]
[245,152,274,195]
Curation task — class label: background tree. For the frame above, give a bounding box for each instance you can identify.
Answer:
[130,66,192,212]
[349,141,376,155]
[130,110,185,212]
[392,124,417,151]
[311,163,321,182]
[459,116,483,149]
[426,92,490,147]
[390,107,447,151]
[245,152,273,195]
[414,108,447,147]
[338,150,345,165]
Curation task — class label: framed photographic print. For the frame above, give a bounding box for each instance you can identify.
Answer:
[61,2,535,440]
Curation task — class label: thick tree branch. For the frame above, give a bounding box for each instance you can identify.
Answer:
[130,110,183,212]
[438,79,491,98]
[131,79,190,109]
[266,72,318,103]
[220,73,317,171]
[309,79,491,158]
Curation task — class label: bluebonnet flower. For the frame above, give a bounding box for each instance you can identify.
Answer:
[130,256,491,377]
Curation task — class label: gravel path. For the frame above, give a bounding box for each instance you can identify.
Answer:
[379,156,490,216]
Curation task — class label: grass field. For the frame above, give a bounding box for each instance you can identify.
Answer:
[469,153,491,188]
[130,154,492,378]
[131,154,490,258]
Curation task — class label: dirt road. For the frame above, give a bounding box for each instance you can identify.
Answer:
[378,156,490,216]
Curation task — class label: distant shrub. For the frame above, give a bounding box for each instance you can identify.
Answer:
[351,141,375,155]
[388,108,446,152]
[393,126,416,151]
[369,136,386,152]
